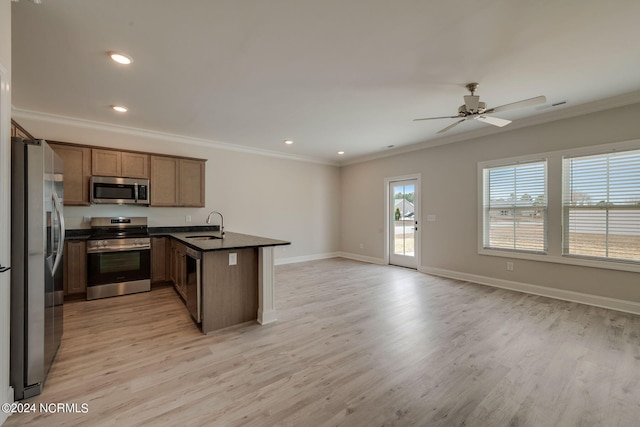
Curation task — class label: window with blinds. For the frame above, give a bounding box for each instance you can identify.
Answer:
[563,148,640,263]
[483,160,547,253]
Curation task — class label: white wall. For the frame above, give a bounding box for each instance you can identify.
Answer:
[341,102,640,305]
[1,0,12,422]
[12,113,341,262]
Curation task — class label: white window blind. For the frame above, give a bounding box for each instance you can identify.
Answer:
[563,148,640,263]
[483,161,547,253]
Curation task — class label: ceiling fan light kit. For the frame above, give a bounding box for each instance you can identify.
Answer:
[414,83,546,134]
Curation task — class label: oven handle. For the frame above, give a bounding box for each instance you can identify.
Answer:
[87,245,151,254]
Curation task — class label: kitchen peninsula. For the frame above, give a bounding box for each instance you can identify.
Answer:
[157,230,290,334]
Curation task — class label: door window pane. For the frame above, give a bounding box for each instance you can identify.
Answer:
[393,184,415,256]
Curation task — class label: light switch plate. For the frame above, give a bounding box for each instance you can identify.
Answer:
[427,214,436,222]
[229,252,237,266]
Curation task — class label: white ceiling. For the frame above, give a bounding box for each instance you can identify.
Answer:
[10,0,640,164]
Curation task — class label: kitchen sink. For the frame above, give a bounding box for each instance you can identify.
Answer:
[185,235,222,240]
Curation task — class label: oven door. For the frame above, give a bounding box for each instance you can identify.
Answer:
[86,248,150,299]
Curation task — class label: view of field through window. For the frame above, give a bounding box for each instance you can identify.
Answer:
[564,149,640,262]
[484,161,547,253]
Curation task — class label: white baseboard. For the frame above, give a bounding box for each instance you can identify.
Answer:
[275,252,341,266]
[275,251,387,266]
[337,252,387,265]
[420,266,640,316]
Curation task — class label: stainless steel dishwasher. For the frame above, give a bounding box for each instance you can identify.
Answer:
[185,246,201,323]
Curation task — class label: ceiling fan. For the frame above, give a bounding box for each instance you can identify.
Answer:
[413,83,546,134]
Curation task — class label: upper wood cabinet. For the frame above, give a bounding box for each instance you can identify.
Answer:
[179,159,205,207]
[49,143,92,206]
[92,149,149,179]
[150,156,205,207]
[150,156,180,206]
[11,120,205,207]
[122,152,149,178]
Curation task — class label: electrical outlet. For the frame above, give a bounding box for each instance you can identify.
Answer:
[506,262,514,271]
[359,243,364,249]
[229,252,237,266]
[185,215,192,222]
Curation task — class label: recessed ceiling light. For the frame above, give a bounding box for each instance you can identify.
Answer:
[108,51,133,65]
[111,105,128,113]
[284,140,293,145]
[337,151,345,155]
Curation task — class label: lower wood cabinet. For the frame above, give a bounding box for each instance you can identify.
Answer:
[151,237,170,283]
[64,240,87,296]
[169,239,188,298]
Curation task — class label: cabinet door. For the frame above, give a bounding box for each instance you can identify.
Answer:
[179,159,206,207]
[169,245,178,284]
[92,149,121,176]
[169,240,188,298]
[50,143,92,205]
[150,156,179,206]
[63,240,87,295]
[151,237,168,283]
[121,152,150,179]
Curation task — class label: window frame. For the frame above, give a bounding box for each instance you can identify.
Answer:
[562,147,640,264]
[477,139,640,273]
[481,159,548,254]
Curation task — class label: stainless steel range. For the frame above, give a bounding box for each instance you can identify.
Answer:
[86,217,151,300]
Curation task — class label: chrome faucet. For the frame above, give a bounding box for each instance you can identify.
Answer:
[206,210,224,238]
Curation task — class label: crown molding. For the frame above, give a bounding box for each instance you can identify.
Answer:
[11,108,340,167]
[341,90,640,166]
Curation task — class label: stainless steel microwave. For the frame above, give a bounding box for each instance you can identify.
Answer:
[90,176,150,205]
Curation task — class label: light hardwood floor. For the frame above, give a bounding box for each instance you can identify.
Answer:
[5,258,640,426]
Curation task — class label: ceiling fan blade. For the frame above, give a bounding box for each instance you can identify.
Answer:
[437,119,466,134]
[464,95,480,112]
[487,96,546,114]
[413,115,461,122]
[476,115,512,127]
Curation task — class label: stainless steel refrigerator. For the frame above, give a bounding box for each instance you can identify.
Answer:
[10,137,65,400]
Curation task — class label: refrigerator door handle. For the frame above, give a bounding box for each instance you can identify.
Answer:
[51,191,66,275]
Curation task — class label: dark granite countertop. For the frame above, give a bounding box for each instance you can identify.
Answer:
[166,231,290,252]
[65,225,222,241]
[65,225,290,251]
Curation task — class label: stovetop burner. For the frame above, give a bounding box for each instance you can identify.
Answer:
[89,217,149,240]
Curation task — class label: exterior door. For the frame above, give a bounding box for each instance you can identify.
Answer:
[388,178,419,269]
